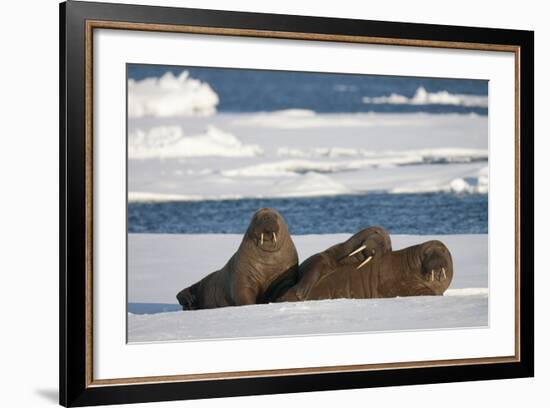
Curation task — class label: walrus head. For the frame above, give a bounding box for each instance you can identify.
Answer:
[245,208,289,253]
[417,240,453,293]
[176,285,198,310]
[391,240,453,296]
[337,226,392,270]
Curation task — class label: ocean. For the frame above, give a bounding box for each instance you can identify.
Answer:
[128,64,488,115]
[128,193,487,235]
[127,64,488,236]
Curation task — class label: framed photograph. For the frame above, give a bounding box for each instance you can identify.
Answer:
[60,1,534,406]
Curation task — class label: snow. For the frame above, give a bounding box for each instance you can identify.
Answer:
[128,71,219,118]
[221,151,487,177]
[129,125,262,159]
[128,112,488,200]
[127,233,488,342]
[362,87,488,107]
[128,296,487,342]
[232,109,388,129]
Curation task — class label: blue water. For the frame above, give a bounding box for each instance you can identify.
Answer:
[128,193,487,235]
[128,193,487,315]
[126,66,488,237]
[127,64,488,115]
[128,303,181,314]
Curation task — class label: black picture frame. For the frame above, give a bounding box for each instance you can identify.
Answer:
[60,1,534,406]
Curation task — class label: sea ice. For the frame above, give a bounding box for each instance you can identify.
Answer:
[127,233,488,342]
[128,112,488,201]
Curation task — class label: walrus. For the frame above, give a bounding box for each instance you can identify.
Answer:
[277,226,392,302]
[176,208,299,310]
[277,228,453,302]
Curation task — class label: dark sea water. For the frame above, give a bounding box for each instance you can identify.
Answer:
[128,64,488,115]
[128,193,487,235]
[126,66,488,237]
[128,303,181,314]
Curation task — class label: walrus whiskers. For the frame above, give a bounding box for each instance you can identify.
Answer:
[356,255,373,270]
[273,232,277,243]
[348,245,367,257]
[260,233,264,246]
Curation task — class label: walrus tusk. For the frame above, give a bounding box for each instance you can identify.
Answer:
[273,232,277,243]
[348,245,367,257]
[260,233,264,246]
[442,267,447,279]
[431,270,435,282]
[356,255,373,270]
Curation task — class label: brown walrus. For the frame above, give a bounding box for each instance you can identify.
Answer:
[176,208,299,310]
[277,226,392,302]
[277,227,453,302]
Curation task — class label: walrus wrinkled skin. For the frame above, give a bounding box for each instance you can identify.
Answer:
[176,208,299,310]
[277,226,393,302]
[278,228,453,301]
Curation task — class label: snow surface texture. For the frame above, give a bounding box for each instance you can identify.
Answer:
[128,111,489,201]
[127,233,488,342]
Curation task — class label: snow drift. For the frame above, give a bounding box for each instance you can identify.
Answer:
[128,125,263,159]
[362,87,488,108]
[128,71,219,118]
